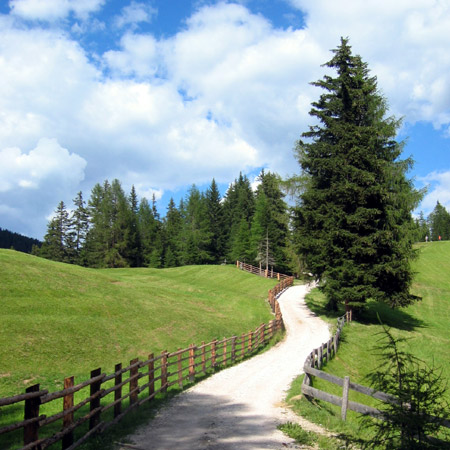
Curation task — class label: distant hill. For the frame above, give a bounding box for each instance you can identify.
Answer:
[0,227,42,253]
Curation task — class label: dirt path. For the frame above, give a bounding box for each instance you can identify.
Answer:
[122,284,330,450]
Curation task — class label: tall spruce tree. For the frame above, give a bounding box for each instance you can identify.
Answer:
[40,201,71,262]
[69,191,89,265]
[293,38,422,312]
[205,179,225,263]
[428,201,450,241]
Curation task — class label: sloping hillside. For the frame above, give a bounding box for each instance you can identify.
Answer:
[0,250,276,396]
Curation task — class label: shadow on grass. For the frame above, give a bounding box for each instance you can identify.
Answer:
[305,292,425,332]
[77,333,285,450]
[358,301,425,332]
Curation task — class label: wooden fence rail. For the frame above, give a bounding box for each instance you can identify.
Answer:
[300,313,450,444]
[236,260,291,281]
[0,276,292,450]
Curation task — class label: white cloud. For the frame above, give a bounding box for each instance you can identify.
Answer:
[114,1,157,29]
[418,171,450,213]
[0,138,86,192]
[9,0,105,21]
[103,33,159,78]
[2,1,450,238]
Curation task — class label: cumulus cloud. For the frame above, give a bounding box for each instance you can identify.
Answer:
[114,1,157,29]
[9,0,105,21]
[2,1,450,238]
[418,171,450,213]
[0,138,86,192]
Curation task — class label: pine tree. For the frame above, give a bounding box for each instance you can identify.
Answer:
[69,191,89,265]
[428,201,450,241]
[251,170,289,272]
[223,173,255,262]
[40,201,71,262]
[126,185,142,267]
[163,198,183,267]
[180,185,212,265]
[293,38,422,312]
[205,179,226,263]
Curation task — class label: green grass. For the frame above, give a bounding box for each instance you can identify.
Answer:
[286,241,450,445]
[0,250,277,397]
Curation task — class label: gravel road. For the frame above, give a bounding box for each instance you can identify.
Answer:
[122,284,330,450]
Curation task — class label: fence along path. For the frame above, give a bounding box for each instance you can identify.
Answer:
[0,272,292,450]
[236,260,291,281]
[301,313,450,445]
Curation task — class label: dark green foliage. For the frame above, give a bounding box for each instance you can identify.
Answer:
[0,228,41,253]
[428,201,450,241]
[223,173,255,262]
[39,172,292,271]
[163,198,183,267]
[40,201,71,262]
[180,185,212,265]
[251,170,289,273]
[362,325,450,449]
[205,179,226,263]
[293,38,422,311]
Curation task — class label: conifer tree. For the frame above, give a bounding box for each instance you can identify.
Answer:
[293,38,422,312]
[428,201,450,241]
[181,185,212,265]
[223,173,255,261]
[205,179,226,263]
[126,185,142,267]
[69,191,89,265]
[163,198,183,267]
[40,201,71,262]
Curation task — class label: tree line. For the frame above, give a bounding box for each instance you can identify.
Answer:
[0,228,42,253]
[414,201,450,242]
[35,37,443,318]
[37,171,291,273]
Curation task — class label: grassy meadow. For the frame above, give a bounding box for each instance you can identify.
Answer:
[0,249,277,397]
[287,241,450,446]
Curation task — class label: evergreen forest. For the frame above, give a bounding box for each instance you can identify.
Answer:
[37,171,292,273]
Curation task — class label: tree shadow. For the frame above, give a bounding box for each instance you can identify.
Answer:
[305,293,425,332]
[358,301,426,332]
[112,391,295,450]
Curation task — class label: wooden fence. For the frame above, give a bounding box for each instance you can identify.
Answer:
[236,261,291,281]
[0,277,291,450]
[301,313,450,444]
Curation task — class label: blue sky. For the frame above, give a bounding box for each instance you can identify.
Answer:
[1,0,450,239]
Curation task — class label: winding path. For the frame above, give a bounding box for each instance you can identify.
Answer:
[123,284,330,450]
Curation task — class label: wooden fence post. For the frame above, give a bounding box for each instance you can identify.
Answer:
[114,363,122,418]
[177,349,183,388]
[62,376,74,449]
[341,376,350,421]
[318,346,323,369]
[211,340,217,368]
[222,339,227,367]
[89,368,102,431]
[201,342,206,373]
[189,344,196,382]
[148,353,155,399]
[130,358,139,406]
[241,333,245,358]
[231,336,236,363]
[248,331,253,353]
[161,351,168,393]
[24,384,41,449]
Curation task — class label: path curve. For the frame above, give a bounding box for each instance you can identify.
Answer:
[124,284,330,450]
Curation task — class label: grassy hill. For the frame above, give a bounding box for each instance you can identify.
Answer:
[0,250,277,397]
[287,241,450,445]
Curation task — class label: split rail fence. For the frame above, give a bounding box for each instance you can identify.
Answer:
[301,313,450,444]
[0,273,293,450]
[236,261,291,281]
